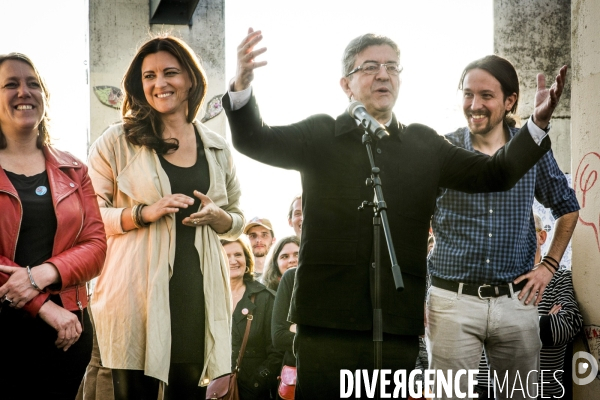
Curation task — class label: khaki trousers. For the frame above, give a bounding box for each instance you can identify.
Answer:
[426,285,541,400]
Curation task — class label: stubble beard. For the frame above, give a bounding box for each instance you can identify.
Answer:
[253,249,268,258]
[469,122,493,136]
[467,113,504,137]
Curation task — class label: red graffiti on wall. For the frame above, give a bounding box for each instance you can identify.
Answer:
[575,152,600,251]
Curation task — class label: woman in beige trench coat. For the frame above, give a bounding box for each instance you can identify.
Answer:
[78,35,243,400]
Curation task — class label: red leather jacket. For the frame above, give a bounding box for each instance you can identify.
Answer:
[0,146,106,316]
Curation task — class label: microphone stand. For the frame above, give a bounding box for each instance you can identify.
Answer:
[358,129,404,399]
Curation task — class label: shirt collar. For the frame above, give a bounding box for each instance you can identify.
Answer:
[192,120,227,149]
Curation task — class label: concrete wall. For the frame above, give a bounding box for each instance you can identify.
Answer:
[495,1,600,397]
[88,0,225,147]
[494,0,572,173]
[571,0,600,397]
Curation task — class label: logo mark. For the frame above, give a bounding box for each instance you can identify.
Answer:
[572,351,599,385]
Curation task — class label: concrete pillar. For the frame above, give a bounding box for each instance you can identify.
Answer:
[571,0,600,397]
[494,2,600,397]
[494,0,572,173]
[88,0,225,147]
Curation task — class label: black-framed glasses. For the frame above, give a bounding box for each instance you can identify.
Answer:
[346,62,403,77]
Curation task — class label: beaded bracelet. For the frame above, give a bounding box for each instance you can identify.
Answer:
[26,266,45,292]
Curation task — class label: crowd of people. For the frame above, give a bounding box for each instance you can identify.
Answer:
[0,26,585,400]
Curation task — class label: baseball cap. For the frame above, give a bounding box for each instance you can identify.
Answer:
[243,217,274,235]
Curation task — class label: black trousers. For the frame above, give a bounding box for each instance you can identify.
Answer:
[295,325,419,400]
[112,364,207,400]
[0,305,93,400]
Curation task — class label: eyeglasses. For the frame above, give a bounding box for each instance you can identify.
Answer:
[346,62,403,77]
[535,228,542,232]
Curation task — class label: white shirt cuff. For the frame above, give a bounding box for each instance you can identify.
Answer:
[527,117,549,145]
[228,86,252,111]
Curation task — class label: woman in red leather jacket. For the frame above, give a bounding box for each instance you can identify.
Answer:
[0,53,107,399]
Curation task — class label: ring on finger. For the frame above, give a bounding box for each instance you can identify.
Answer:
[2,295,13,303]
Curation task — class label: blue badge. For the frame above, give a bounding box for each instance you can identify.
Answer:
[35,186,48,196]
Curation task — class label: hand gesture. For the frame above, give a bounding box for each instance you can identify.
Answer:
[234,27,268,92]
[183,190,233,234]
[513,263,554,306]
[38,301,82,351]
[548,304,562,315]
[0,265,41,309]
[141,194,195,223]
[533,65,568,129]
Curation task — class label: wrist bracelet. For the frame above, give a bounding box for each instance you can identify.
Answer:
[131,204,149,228]
[541,260,557,273]
[543,255,560,269]
[131,204,142,229]
[542,256,559,271]
[131,203,150,229]
[541,263,555,275]
[541,260,557,272]
[26,266,45,292]
[136,204,149,227]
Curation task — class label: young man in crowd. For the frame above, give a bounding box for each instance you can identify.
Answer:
[244,217,276,280]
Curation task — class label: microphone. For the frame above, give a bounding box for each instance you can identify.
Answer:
[347,101,389,140]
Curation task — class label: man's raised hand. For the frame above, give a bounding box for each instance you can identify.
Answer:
[234,27,268,92]
[533,65,568,130]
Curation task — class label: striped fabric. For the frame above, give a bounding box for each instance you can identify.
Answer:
[537,268,583,397]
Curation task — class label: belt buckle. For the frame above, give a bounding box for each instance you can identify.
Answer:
[477,284,492,300]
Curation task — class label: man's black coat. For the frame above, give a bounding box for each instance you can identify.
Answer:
[224,93,549,336]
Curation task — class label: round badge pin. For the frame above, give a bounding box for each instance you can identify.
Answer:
[241,308,249,315]
[35,186,48,196]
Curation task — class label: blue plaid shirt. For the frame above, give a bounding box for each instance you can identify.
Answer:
[429,126,580,284]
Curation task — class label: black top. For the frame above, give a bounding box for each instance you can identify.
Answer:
[158,128,210,364]
[224,92,550,336]
[271,267,297,367]
[232,280,282,400]
[4,169,57,267]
